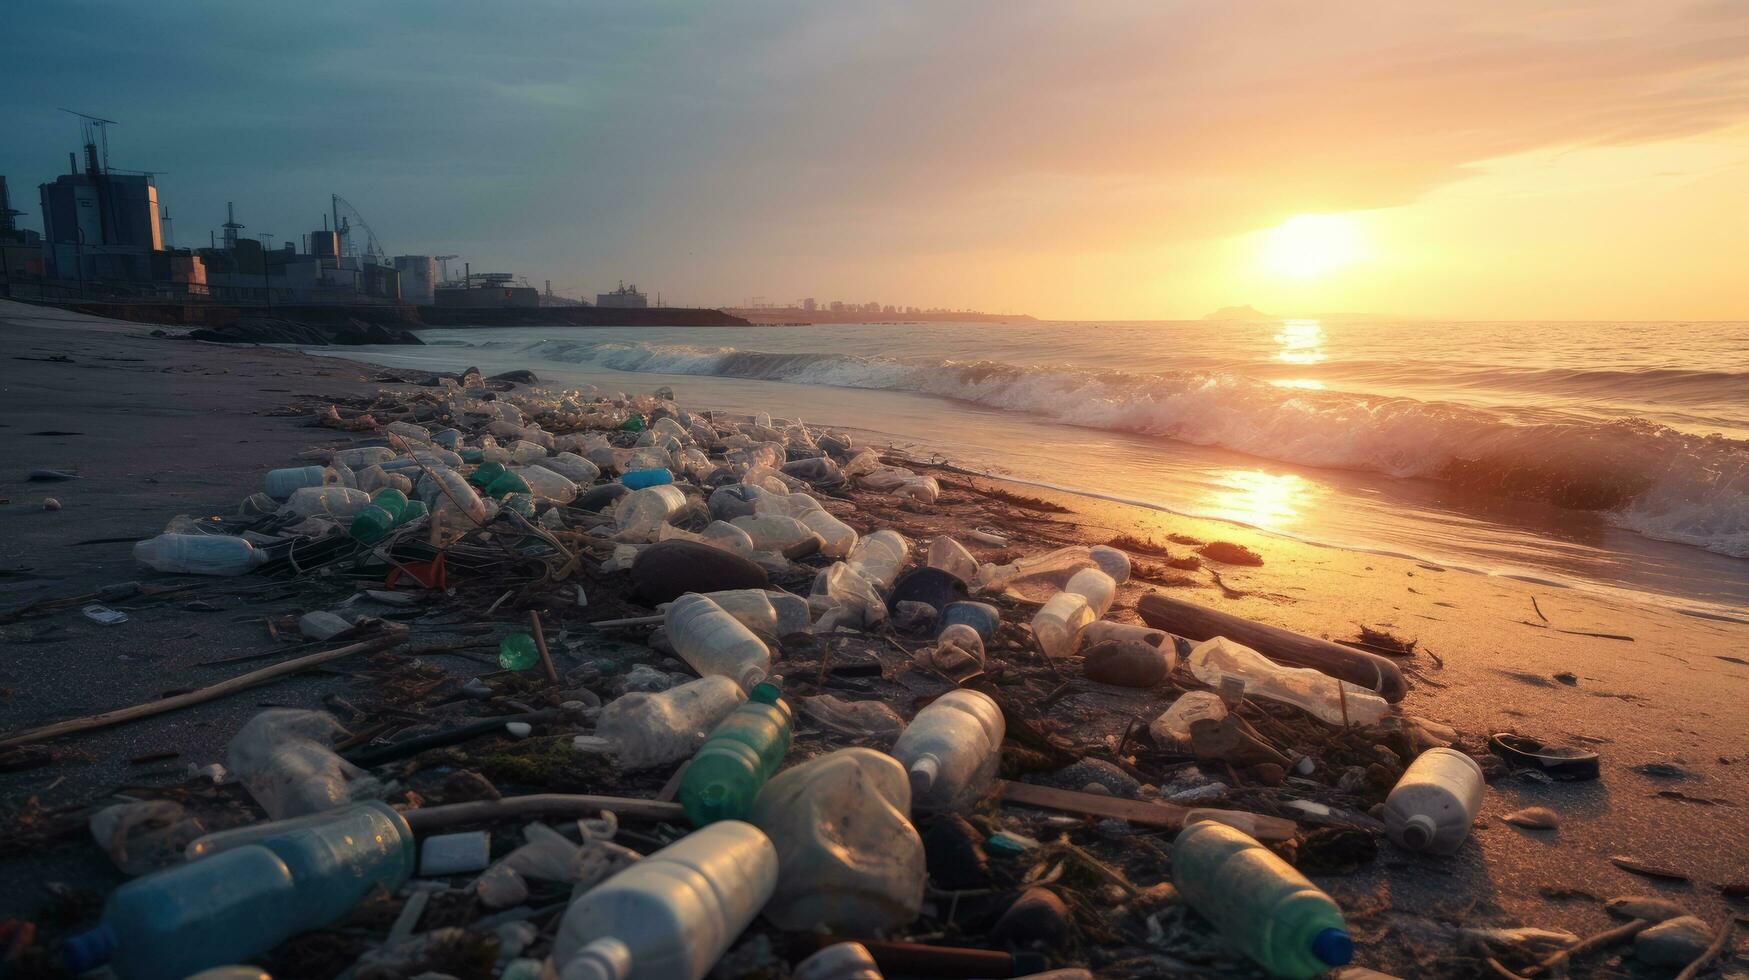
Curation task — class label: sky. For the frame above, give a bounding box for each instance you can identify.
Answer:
[3,1,1746,320]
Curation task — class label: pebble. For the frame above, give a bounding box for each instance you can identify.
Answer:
[504,722,532,738]
[42,496,64,511]
[1167,782,1229,804]
[1052,759,1141,798]
[1501,806,1559,830]
[1605,895,1687,922]
[1631,761,1694,780]
[1634,915,1712,966]
[1081,640,1168,687]
[990,887,1076,950]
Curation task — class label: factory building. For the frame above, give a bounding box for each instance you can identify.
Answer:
[596,280,648,309]
[37,138,163,282]
[393,255,437,304]
[435,271,539,308]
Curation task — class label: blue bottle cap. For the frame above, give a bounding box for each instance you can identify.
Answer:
[62,924,116,973]
[1312,927,1354,966]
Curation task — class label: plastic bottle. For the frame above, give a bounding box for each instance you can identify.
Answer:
[348,489,409,544]
[1081,621,1171,655]
[753,491,824,519]
[926,536,979,585]
[846,529,909,589]
[543,451,602,485]
[1171,821,1353,978]
[793,942,884,980]
[708,483,766,521]
[891,690,1005,811]
[283,486,373,521]
[1064,566,1117,618]
[65,802,414,980]
[1149,691,1228,747]
[484,469,532,500]
[1382,748,1485,854]
[1032,592,1096,659]
[615,484,687,539]
[694,589,779,637]
[501,492,538,520]
[550,820,777,980]
[796,508,858,558]
[507,440,548,465]
[468,461,508,489]
[517,465,579,504]
[730,514,819,553]
[264,466,333,501]
[1186,637,1389,728]
[133,534,265,577]
[500,632,540,671]
[980,545,1131,599]
[579,675,747,771]
[664,593,771,691]
[749,748,926,932]
[679,682,793,825]
[226,710,372,820]
[939,601,1001,644]
[332,446,397,470]
[620,467,674,490]
[427,466,488,525]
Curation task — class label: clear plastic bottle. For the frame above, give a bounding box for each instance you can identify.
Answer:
[425,466,487,524]
[1149,691,1228,747]
[980,545,1131,599]
[1171,821,1353,978]
[383,420,433,446]
[64,802,414,980]
[133,534,264,577]
[1081,621,1171,656]
[543,451,602,485]
[550,820,778,980]
[226,710,370,820]
[264,466,333,501]
[679,683,793,825]
[615,484,688,539]
[891,690,1005,811]
[1382,747,1484,854]
[753,491,823,519]
[694,589,779,637]
[846,529,909,589]
[749,748,926,932]
[1032,592,1096,659]
[796,508,858,558]
[1186,637,1389,727]
[507,440,549,465]
[793,942,884,980]
[664,593,772,691]
[926,536,979,585]
[332,446,398,470]
[282,486,373,520]
[579,675,747,771]
[730,514,819,553]
[1064,567,1118,618]
[517,465,580,504]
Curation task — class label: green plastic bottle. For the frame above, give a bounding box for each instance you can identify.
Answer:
[399,499,428,523]
[459,447,485,465]
[484,470,531,500]
[349,489,410,544]
[500,493,537,519]
[1171,820,1353,978]
[499,633,540,671]
[679,682,792,826]
[467,462,507,490]
[618,413,645,432]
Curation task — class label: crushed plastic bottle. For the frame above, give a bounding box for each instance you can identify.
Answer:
[283,486,373,520]
[730,514,820,553]
[798,694,906,739]
[913,622,986,679]
[1186,636,1389,728]
[793,942,884,980]
[133,534,265,577]
[925,535,979,585]
[551,820,777,980]
[679,682,793,825]
[1031,591,1096,659]
[979,544,1130,599]
[1148,691,1229,748]
[225,710,379,820]
[1382,747,1485,854]
[845,529,909,589]
[1171,821,1353,978]
[542,451,602,485]
[89,801,206,876]
[664,593,772,691]
[749,748,926,932]
[615,484,688,540]
[517,464,580,504]
[891,689,1005,811]
[576,675,747,771]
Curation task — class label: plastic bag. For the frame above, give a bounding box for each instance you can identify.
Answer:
[226,709,382,820]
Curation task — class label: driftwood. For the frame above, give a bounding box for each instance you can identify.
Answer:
[998,780,1296,841]
[0,633,406,749]
[1136,593,1407,701]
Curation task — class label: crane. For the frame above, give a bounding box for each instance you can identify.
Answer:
[434,255,459,283]
[330,194,388,265]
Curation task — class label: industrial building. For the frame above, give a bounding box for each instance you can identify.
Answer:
[435,271,539,309]
[394,255,437,304]
[36,114,163,284]
[596,280,649,308]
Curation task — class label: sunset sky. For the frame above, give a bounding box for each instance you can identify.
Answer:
[4,1,1746,319]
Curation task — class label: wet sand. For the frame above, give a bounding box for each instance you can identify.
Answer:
[2,298,1746,965]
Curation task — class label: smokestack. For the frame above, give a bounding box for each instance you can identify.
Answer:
[69,152,78,175]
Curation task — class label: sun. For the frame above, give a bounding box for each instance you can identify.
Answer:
[1258,213,1365,280]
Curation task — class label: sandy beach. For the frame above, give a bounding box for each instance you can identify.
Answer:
[2,298,1745,975]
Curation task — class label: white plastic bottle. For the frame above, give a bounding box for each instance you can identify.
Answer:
[891,690,1006,811]
[846,530,909,589]
[1382,748,1485,854]
[1186,637,1390,728]
[1032,592,1096,659]
[793,942,884,980]
[664,594,772,690]
[133,534,265,577]
[551,820,778,980]
[578,675,746,771]
[615,485,687,539]
[749,748,926,932]
[694,589,779,638]
[1064,567,1117,617]
[795,509,858,558]
[264,466,333,501]
[925,536,979,585]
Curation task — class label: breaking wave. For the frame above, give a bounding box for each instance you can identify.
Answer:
[503,338,1749,558]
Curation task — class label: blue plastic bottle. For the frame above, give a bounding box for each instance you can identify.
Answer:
[620,467,674,490]
[939,601,1001,644]
[65,802,414,980]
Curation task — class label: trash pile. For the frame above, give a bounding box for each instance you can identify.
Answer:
[2,368,1738,980]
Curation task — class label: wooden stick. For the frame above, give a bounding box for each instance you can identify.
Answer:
[997,780,1295,840]
[0,633,405,748]
[400,793,683,833]
[588,614,665,628]
[1674,920,1734,980]
[528,610,560,684]
[1524,918,1651,977]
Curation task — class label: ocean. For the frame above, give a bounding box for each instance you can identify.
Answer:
[309,318,1749,620]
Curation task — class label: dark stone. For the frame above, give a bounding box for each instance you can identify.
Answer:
[885,567,970,616]
[922,814,991,890]
[630,540,769,604]
[488,369,539,384]
[1247,763,1286,786]
[1295,826,1378,874]
[1081,639,1168,687]
[576,483,631,513]
[990,888,1075,950]
[1049,759,1140,798]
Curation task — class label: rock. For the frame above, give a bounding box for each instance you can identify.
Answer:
[630,540,769,604]
[1196,541,1264,566]
[1605,895,1687,922]
[1082,639,1169,687]
[488,369,540,384]
[1337,766,1369,793]
[1501,806,1559,829]
[441,770,502,803]
[42,497,61,511]
[1631,761,1694,779]
[1247,762,1286,786]
[1553,671,1578,685]
[297,610,353,640]
[922,815,990,890]
[1634,915,1712,966]
[990,887,1075,950]
[1051,759,1140,798]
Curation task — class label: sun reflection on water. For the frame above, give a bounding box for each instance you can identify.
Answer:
[1201,469,1323,531]
[1274,319,1327,365]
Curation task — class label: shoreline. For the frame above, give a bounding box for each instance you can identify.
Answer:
[3,299,1747,972]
